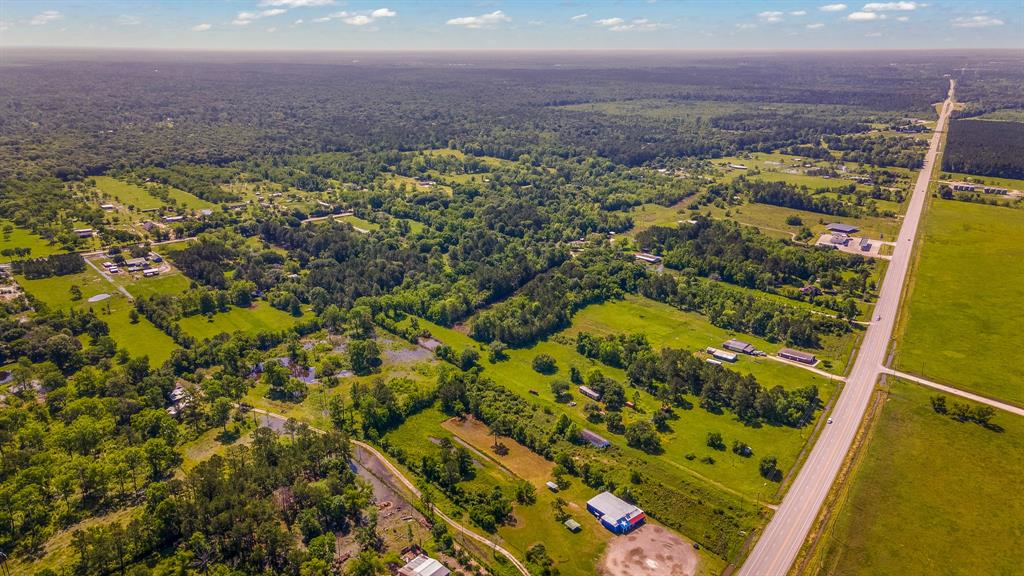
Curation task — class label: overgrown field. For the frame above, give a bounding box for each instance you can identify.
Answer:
[812,379,1024,575]
[897,199,1024,405]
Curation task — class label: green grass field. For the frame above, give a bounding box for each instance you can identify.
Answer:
[338,214,380,231]
[164,185,216,210]
[403,296,840,501]
[17,268,177,365]
[0,220,66,262]
[814,379,1024,575]
[970,108,1024,122]
[93,175,165,210]
[707,201,903,241]
[896,199,1024,405]
[124,272,192,300]
[940,171,1024,192]
[179,302,304,341]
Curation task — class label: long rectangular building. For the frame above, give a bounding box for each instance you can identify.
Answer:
[778,348,817,365]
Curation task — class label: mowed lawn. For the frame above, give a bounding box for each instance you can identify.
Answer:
[0,221,66,262]
[17,268,177,365]
[178,302,304,341]
[817,379,1024,575]
[897,200,1024,405]
[93,175,165,210]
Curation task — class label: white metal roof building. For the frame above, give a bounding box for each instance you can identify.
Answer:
[398,555,450,576]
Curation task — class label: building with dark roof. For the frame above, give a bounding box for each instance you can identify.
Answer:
[586,492,645,534]
[723,339,756,354]
[778,348,817,365]
[826,223,860,235]
[580,428,611,449]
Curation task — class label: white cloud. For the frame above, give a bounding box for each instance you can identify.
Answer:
[30,10,63,26]
[951,15,1003,28]
[233,8,287,26]
[260,0,334,6]
[848,11,879,20]
[294,19,304,25]
[446,10,511,29]
[790,10,808,16]
[594,17,665,31]
[736,22,758,29]
[820,3,848,11]
[0,20,11,32]
[571,13,588,22]
[862,1,920,10]
[759,11,784,23]
[116,14,141,26]
[191,23,212,32]
[865,30,883,36]
[896,15,909,21]
[806,22,825,28]
[266,26,278,32]
[315,8,397,26]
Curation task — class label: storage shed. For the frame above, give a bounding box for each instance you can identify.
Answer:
[826,223,860,235]
[723,339,756,355]
[778,348,817,365]
[580,428,611,449]
[586,492,645,534]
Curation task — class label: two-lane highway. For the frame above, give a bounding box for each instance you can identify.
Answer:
[738,79,956,576]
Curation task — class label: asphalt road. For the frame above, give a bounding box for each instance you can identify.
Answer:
[738,79,956,576]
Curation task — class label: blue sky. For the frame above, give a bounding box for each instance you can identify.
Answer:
[0,0,1020,50]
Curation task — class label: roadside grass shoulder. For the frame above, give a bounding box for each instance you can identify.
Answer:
[895,199,1024,405]
[813,378,1024,575]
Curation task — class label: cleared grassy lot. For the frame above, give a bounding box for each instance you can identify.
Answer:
[93,175,164,210]
[164,185,216,210]
[706,200,902,241]
[896,199,1024,405]
[17,268,177,365]
[0,220,65,261]
[813,379,1024,576]
[178,302,304,341]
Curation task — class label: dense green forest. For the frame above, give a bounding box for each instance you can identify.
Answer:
[942,119,1024,179]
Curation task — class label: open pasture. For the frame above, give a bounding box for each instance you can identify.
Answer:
[896,199,1024,405]
[813,379,1024,575]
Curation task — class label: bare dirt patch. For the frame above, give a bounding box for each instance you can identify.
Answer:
[600,524,699,576]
